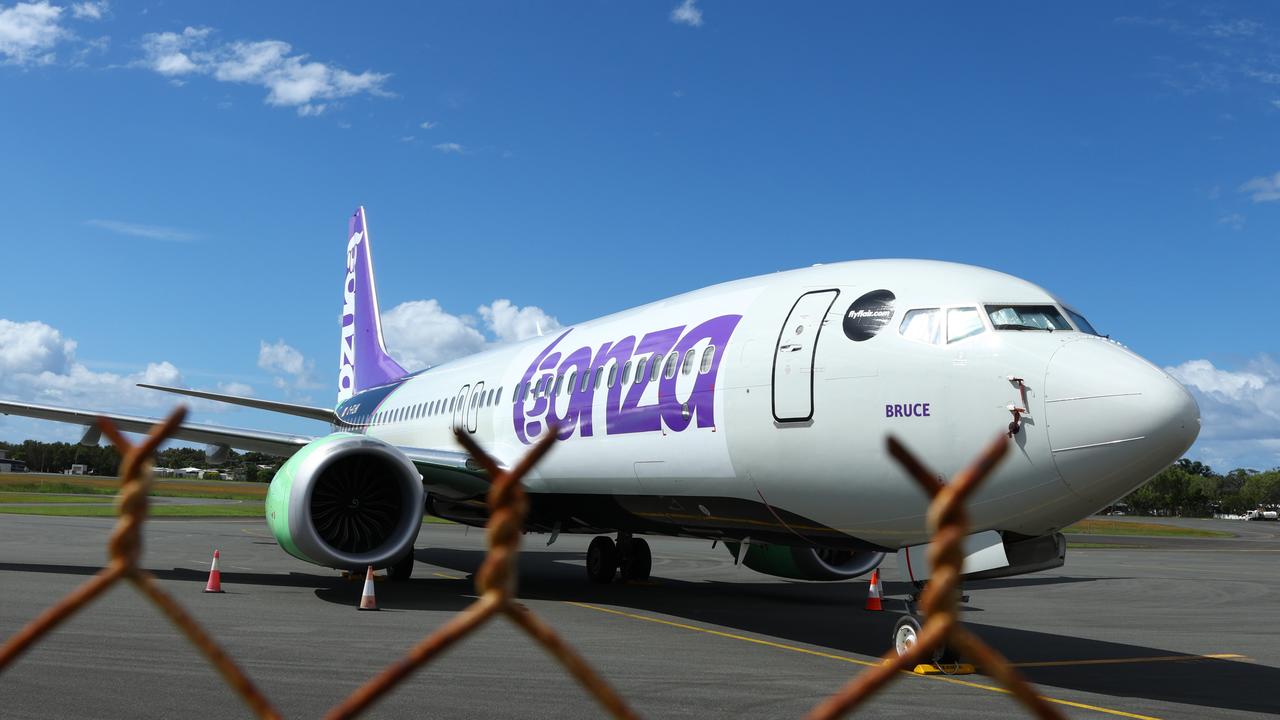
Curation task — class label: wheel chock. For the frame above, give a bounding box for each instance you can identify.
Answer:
[911,663,976,675]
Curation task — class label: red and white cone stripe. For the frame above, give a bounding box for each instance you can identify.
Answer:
[203,549,224,593]
[864,568,883,611]
[358,565,378,611]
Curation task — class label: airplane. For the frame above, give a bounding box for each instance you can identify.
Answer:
[1,206,1199,651]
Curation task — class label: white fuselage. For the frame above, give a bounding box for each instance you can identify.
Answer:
[339,259,1199,550]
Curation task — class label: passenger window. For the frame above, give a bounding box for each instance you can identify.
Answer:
[609,364,618,387]
[681,349,695,375]
[899,309,943,345]
[566,372,576,394]
[700,346,716,374]
[947,307,985,343]
[593,367,603,390]
[622,361,632,385]
[662,353,676,379]
[553,375,563,396]
[449,398,455,412]
[634,358,646,384]
[580,371,590,392]
[495,387,503,405]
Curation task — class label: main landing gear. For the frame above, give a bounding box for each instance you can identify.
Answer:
[387,551,414,581]
[586,534,651,584]
[891,584,962,667]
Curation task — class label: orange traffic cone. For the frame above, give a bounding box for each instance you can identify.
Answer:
[358,565,379,611]
[864,569,883,611]
[203,550,224,593]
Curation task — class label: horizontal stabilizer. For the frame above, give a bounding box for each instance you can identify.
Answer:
[137,384,337,423]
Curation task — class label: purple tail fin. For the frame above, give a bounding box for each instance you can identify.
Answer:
[337,206,407,403]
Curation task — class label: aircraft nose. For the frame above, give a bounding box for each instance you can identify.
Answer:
[1043,339,1200,506]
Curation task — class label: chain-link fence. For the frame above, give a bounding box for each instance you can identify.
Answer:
[0,408,1063,719]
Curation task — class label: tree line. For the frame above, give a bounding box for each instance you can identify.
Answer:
[4,438,1277,515]
[1119,459,1280,516]
[0,440,279,482]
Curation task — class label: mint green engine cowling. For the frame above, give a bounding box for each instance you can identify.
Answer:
[725,542,884,581]
[265,433,424,570]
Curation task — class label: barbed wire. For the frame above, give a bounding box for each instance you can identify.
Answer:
[804,433,1065,720]
[0,410,1067,719]
[0,408,281,719]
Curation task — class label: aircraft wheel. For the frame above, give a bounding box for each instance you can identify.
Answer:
[587,536,617,584]
[387,551,414,581]
[892,615,922,657]
[620,537,651,582]
[893,615,953,665]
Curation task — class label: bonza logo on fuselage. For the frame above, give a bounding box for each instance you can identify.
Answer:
[337,230,363,402]
[514,315,742,444]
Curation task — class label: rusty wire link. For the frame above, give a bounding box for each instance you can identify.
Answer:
[0,408,282,719]
[804,434,1066,720]
[325,427,641,720]
[2,407,1073,720]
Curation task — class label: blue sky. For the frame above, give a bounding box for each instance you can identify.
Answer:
[0,1,1276,470]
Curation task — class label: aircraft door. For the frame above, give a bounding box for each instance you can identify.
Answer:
[466,382,485,434]
[452,384,470,432]
[772,289,839,422]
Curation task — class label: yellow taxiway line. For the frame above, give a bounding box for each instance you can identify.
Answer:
[567,601,1184,720]
[1009,653,1246,669]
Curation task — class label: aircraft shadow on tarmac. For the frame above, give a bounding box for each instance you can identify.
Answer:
[398,547,1277,717]
[5,552,1274,715]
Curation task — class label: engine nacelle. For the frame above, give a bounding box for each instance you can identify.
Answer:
[727,542,885,581]
[265,433,424,570]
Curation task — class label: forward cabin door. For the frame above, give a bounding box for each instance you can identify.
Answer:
[772,290,839,422]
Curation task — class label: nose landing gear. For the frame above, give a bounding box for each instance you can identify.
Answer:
[586,534,652,584]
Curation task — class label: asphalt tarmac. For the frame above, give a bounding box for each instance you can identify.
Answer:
[1,516,1276,719]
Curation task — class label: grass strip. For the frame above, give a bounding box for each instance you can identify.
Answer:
[1065,518,1232,538]
[0,492,115,504]
[0,502,266,518]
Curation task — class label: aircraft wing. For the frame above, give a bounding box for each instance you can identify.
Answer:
[0,399,314,456]
[0,398,487,496]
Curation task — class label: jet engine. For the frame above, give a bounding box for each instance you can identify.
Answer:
[265,433,424,570]
[726,542,885,581]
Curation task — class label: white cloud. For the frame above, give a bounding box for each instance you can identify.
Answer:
[400,135,415,143]
[257,339,307,376]
[432,142,465,154]
[381,298,559,372]
[138,27,390,115]
[1167,356,1280,470]
[420,120,437,129]
[69,1,106,20]
[217,381,254,397]
[670,0,703,27]
[257,339,315,396]
[0,318,190,412]
[0,1,65,65]
[1206,19,1261,38]
[1218,213,1246,230]
[1239,171,1280,202]
[382,300,486,371]
[478,299,560,343]
[85,218,197,242]
[0,319,75,375]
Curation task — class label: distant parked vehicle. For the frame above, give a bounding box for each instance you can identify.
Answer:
[1244,510,1279,521]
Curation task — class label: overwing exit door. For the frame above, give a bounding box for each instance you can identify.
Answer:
[772,290,839,422]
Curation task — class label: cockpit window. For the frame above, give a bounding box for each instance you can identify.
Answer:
[985,304,1071,332]
[1064,307,1099,335]
[899,308,942,344]
[947,307,985,343]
